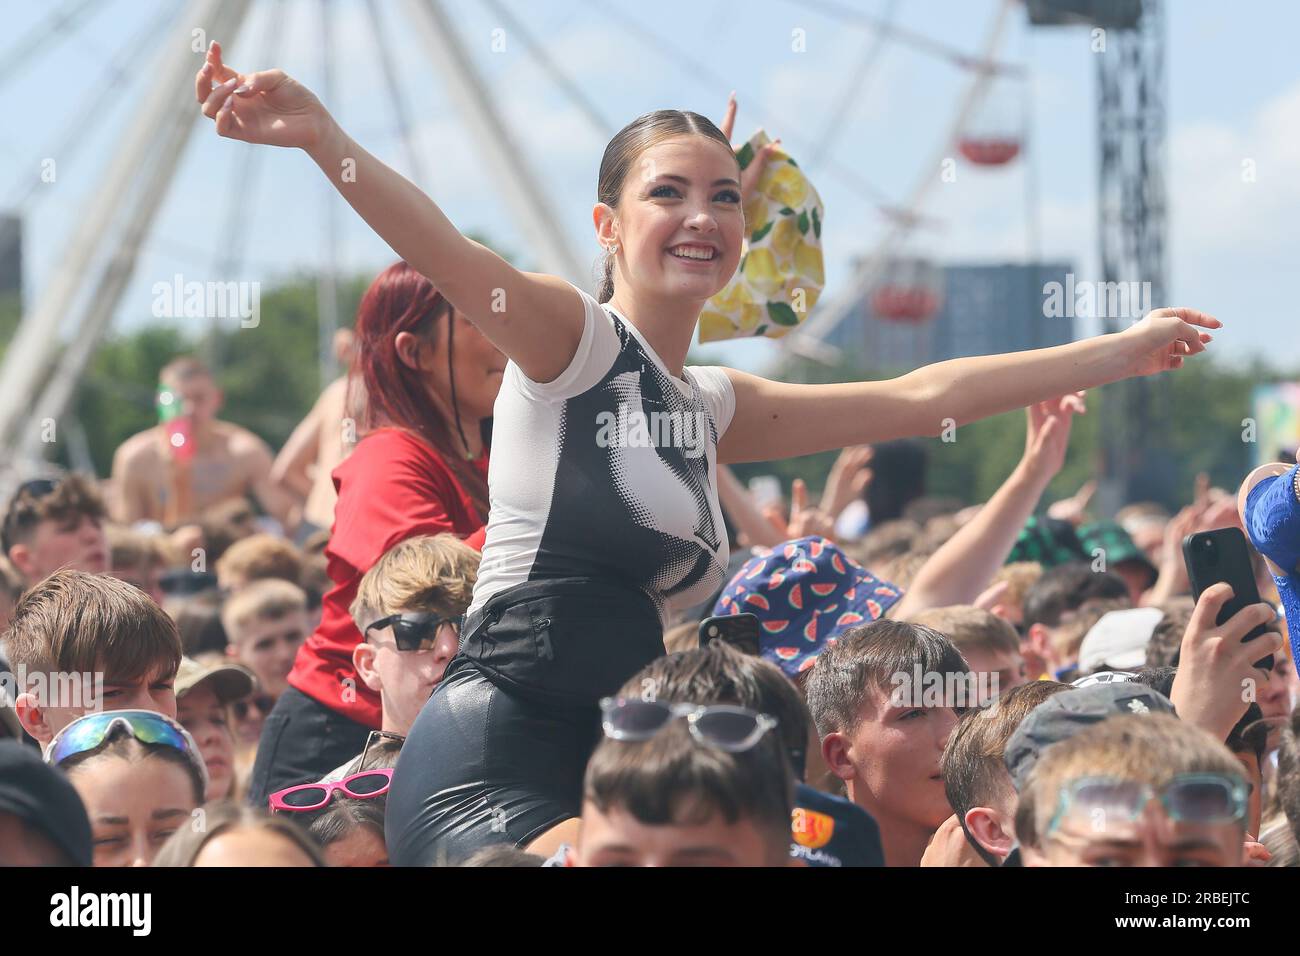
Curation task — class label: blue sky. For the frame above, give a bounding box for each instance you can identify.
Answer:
[1,0,1297,378]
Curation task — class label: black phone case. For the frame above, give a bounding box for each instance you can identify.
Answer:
[698,613,761,657]
[1182,528,1275,672]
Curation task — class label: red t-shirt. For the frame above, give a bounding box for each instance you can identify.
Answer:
[287,427,487,726]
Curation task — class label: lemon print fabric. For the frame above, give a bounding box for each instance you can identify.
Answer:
[699,129,825,343]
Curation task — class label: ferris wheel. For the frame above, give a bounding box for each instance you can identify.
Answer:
[0,0,1159,495]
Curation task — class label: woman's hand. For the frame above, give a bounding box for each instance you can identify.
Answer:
[718,92,783,207]
[196,41,330,150]
[1114,308,1220,380]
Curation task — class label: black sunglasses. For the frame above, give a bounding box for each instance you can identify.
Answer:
[363,612,460,651]
[231,694,276,721]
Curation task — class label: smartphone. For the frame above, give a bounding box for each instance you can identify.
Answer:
[1182,527,1275,672]
[699,613,762,657]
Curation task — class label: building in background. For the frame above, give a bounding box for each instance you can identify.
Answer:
[826,261,1076,372]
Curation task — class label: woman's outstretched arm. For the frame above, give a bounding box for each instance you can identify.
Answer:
[717,308,1218,464]
[196,41,583,384]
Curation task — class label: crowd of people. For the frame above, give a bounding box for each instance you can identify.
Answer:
[2,39,1298,871]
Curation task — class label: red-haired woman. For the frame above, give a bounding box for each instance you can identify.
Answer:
[245,261,504,805]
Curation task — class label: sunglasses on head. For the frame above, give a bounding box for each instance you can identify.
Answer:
[1046,773,1248,837]
[599,697,778,753]
[363,612,460,652]
[269,768,394,813]
[44,709,208,792]
[357,729,405,772]
[1,477,61,551]
[14,477,58,500]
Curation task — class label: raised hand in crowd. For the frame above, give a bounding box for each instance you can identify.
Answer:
[1143,475,1245,606]
[819,445,874,524]
[1046,478,1096,527]
[893,392,1084,619]
[1168,582,1283,742]
[762,478,835,543]
[198,42,329,149]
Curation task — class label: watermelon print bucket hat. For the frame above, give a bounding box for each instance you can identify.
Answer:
[711,535,904,678]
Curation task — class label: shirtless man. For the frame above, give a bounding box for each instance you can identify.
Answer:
[111,356,296,531]
[269,330,361,534]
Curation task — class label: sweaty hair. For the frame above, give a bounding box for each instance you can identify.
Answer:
[595,110,735,304]
[941,680,1071,865]
[59,722,205,808]
[5,569,181,688]
[2,473,106,555]
[804,619,968,738]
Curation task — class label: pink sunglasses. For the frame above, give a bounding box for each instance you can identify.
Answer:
[268,768,394,813]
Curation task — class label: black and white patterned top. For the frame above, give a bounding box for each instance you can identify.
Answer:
[469,284,735,626]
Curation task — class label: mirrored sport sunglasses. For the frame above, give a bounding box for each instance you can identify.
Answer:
[44,709,208,792]
[598,697,778,753]
[269,768,394,813]
[363,611,460,651]
[1046,773,1249,837]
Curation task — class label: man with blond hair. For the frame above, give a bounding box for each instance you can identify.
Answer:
[313,534,479,786]
[350,534,478,738]
[214,532,304,593]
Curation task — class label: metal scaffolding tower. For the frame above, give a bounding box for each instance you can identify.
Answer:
[1028,0,1168,507]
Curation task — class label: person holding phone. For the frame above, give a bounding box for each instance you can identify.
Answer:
[1239,461,1300,661]
[196,40,1222,863]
